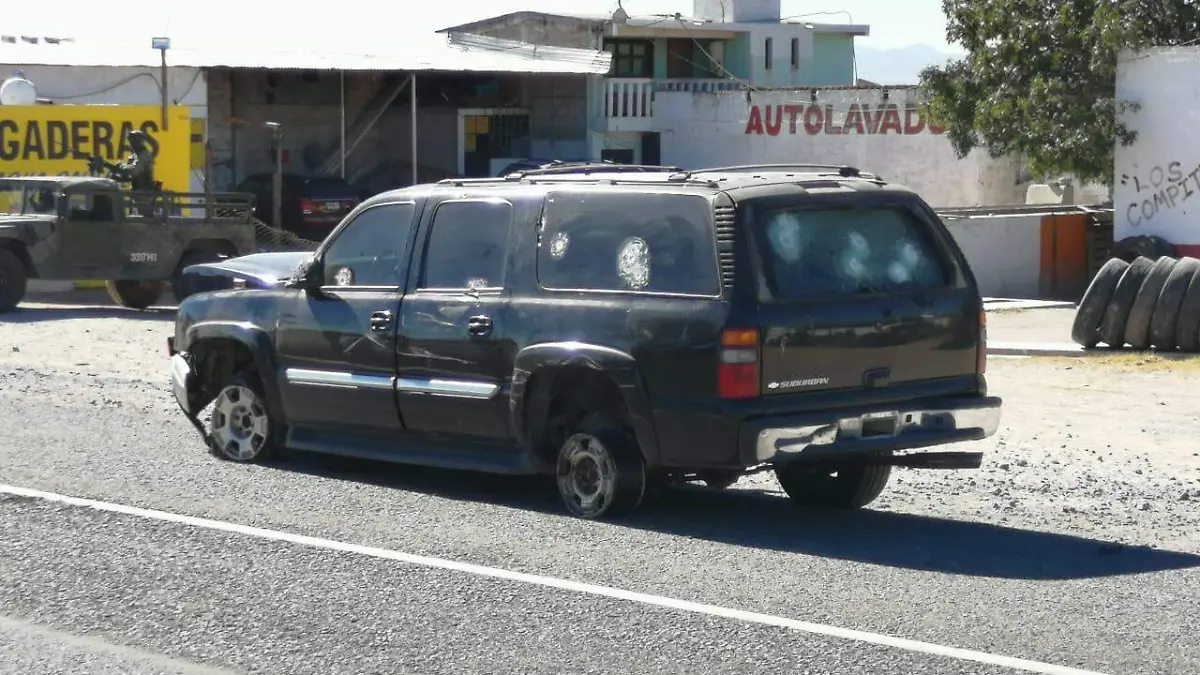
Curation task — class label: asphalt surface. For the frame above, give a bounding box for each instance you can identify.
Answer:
[2,301,1199,674]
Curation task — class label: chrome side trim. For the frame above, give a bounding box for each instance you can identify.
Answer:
[396,376,499,399]
[284,368,395,390]
[283,368,498,399]
[755,404,1002,463]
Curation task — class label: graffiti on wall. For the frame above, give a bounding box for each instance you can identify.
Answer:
[1120,160,1200,227]
[744,103,946,136]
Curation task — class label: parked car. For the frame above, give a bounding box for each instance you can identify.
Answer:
[168,162,1002,520]
[234,173,366,240]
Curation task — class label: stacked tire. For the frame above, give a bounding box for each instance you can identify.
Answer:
[1072,254,1200,351]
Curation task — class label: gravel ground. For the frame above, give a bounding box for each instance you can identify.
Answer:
[2,296,1199,674]
[984,306,1079,343]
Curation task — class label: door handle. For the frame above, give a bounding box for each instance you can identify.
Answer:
[467,315,493,336]
[369,310,393,332]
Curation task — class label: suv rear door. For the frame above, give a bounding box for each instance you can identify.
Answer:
[741,190,982,399]
[393,195,522,442]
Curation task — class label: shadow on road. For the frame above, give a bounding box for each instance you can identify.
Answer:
[271,452,1200,582]
[9,291,175,323]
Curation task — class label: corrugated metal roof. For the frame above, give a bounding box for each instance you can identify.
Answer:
[438,10,871,35]
[0,32,612,74]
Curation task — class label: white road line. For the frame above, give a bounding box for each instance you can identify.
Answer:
[0,483,1108,675]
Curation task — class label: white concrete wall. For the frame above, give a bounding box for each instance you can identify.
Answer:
[942,215,1043,298]
[1,63,207,193]
[1114,48,1200,253]
[656,88,1029,208]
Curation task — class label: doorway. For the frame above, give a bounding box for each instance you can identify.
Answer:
[458,108,531,177]
[600,148,635,165]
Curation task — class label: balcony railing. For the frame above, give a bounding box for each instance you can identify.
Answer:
[599,77,743,119]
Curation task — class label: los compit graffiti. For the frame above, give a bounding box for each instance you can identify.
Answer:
[1122,160,1200,227]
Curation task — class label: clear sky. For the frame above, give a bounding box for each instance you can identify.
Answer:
[20,0,957,53]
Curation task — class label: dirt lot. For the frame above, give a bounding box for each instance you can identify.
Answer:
[4,295,1200,554]
[985,305,1078,343]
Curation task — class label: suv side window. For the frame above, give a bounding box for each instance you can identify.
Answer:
[419,199,514,290]
[537,192,721,296]
[322,202,416,288]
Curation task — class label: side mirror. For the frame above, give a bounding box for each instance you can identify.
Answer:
[287,257,324,292]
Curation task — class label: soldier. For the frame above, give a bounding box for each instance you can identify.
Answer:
[118,129,157,192]
[90,129,158,216]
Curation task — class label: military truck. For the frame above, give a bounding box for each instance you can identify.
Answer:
[0,175,313,312]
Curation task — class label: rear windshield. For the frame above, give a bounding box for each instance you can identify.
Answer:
[753,205,950,300]
[537,192,721,296]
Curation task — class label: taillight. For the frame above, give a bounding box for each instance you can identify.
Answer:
[299,198,315,215]
[718,327,760,399]
[977,310,987,374]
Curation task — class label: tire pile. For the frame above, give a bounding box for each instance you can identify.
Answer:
[1072,253,1200,351]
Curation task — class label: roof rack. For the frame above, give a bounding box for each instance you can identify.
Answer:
[674,164,873,179]
[506,162,682,178]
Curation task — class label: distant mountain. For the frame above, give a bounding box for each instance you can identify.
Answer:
[854,44,965,86]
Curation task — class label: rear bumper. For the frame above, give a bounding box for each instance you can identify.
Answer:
[740,395,1002,466]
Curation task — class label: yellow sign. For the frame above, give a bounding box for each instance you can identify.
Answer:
[0,104,191,193]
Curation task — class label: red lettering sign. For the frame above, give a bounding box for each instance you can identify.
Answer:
[744,103,946,136]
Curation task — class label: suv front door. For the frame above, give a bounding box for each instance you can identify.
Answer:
[274,200,419,436]
[395,197,518,441]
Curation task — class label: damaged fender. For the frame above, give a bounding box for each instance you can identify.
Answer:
[510,341,661,465]
[174,320,286,425]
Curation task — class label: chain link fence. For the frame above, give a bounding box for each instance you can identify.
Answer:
[251,218,323,253]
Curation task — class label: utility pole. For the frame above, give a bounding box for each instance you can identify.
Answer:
[152,37,171,130]
[266,121,282,229]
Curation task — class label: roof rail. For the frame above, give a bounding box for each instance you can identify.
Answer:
[505,162,681,178]
[435,177,513,186]
[678,164,870,178]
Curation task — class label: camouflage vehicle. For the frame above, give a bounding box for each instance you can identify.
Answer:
[0,175,303,312]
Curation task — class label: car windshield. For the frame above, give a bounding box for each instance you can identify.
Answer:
[752,204,951,300]
[0,181,59,215]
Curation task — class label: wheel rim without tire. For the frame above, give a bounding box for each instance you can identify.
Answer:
[210,385,270,461]
[558,434,617,517]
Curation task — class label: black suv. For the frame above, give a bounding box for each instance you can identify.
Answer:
[167,163,1002,520]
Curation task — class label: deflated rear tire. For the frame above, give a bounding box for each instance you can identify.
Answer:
[774,457,892,509]
[555,415,647,519]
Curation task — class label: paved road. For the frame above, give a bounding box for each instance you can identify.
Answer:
[2,301,1198,674]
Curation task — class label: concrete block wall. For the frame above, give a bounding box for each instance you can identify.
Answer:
[523,75,590,160]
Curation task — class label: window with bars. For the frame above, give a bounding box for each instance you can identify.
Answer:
[604,40,654,78]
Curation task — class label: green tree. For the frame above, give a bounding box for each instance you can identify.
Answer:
[919,0,1200,186]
